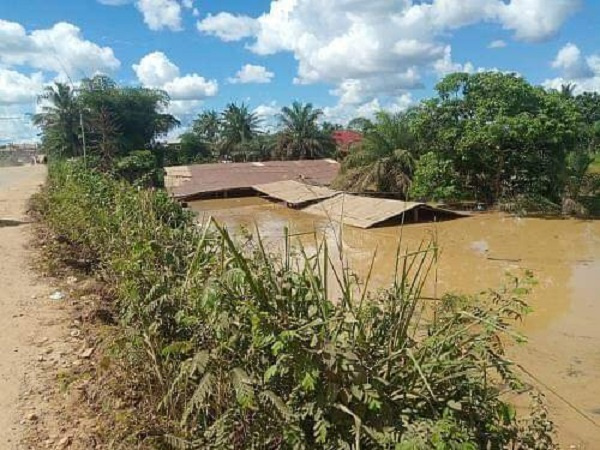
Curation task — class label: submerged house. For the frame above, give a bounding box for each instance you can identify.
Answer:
[165,159,340,201]
[165,160,465,228]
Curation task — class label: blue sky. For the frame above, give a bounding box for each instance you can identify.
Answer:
[1,0,599,143]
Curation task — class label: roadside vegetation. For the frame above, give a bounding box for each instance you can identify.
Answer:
[32,160,555,448]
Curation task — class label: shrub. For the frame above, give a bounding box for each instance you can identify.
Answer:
[409,152,460,202]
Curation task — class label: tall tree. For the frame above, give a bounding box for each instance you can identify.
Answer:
[412,72,581,203]
[220,103,260,161]
[275,102,332,160]
[335,111,416,196]
[33,83,81,158]
[192,110,221,144]
[78,75,179,153]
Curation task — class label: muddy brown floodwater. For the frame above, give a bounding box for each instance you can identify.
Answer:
[190,196,600,448]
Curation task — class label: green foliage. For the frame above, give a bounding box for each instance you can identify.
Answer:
[219,103,261,161]
[163,133,212,166]
[79,75,179,152]
[335,111,416,197]
[36,161,555,449]
[274,101,335,160]
[409,152,459,202]
[412,72,582,204]
[34,75,179,181]
[113,149,161,186]
[33,83,81,158]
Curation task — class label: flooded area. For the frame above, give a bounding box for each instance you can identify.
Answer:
[190,196,600,447]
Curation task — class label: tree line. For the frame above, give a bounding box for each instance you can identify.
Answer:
[35,72,600,212]
[175,101,338,165]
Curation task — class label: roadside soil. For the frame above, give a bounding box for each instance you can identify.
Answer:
[0,165,51,448]
[0,165,101,450]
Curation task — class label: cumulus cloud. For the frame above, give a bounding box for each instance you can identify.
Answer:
[228,64,274,84]
[551,43,594,79]
[198,0,579,105]
[133,51,180,86]
[323,93,415,125]
[488,39,507,49]
[163,74,218,100]
[433,46,476,77]
[0,69,44,105]
[544,44,600,93]
[136,0,183,31]
[197,12,259,42]
[0,105,40,144]
[252,101,280,131]
[133,51,218,116]
[0,20,120,79]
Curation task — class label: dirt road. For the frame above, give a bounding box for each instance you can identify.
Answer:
[0,165,51,448]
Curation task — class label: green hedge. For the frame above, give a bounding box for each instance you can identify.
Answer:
[35,160,554,449]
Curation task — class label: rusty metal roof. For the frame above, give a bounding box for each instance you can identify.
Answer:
[302,194,463,228]
[166,159,340,200]
[253,180,340,207]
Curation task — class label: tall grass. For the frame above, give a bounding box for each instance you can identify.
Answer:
[33,160,554,449]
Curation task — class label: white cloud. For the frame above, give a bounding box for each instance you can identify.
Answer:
[163,74,218,100]
[0,20,120,79]
[197,12,258,42]
[192,8,200,18]
[323,93,415,125]
[488,39,507,49]
[253,101,280,131]
[228,64,274,84]
[0,105,40,144]
[182,0,193,8]
[133,51,180,86]
[433,46,476,77]
[168,100,203,116]
[551,43,594,79]
[136,0,183,31]
[200,0,578,105]
[0,70,44,105]
[544,44,600,93]
[498,0,581,43]
[132,51,218,116]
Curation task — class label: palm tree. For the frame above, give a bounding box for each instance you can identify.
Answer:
[193,110,221,144]
[33,82,80,158]
[276,102,331,160]
[220,103,261,161]
[334,111,416,197]
[560,83,577,98]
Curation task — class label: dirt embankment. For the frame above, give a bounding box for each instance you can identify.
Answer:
[0,165,85,449]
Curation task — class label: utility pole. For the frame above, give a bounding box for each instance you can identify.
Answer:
[79,109,87,167]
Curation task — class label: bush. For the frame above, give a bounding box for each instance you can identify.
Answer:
[409,152,460,202]
[35,160,555,449]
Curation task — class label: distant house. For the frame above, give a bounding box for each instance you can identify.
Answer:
[332,130,363,156]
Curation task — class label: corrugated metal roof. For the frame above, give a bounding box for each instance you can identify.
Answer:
[166,159,340,200]
[302,194,461,229]
[253,180,340,207]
